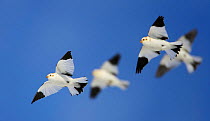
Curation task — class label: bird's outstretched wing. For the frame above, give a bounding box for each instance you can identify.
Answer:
[90,78,107,99]
[156,55,181,77]
[177,29,197,52]
[56,51,74,76]
[101,54,121,76]
[136,46,160,73]
[31,81,63,104]
[148,16,169,40]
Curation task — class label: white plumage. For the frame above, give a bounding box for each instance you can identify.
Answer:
[156,29,202,77]
[136,16,183,73]
[31,51,88,104]
[90,54,129,99]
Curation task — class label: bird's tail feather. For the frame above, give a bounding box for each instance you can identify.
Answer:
[165,41,182,59]
[118,80,129,90]
[185,56,202,73]
[74,77,88,83]
[68,87,79,96]
[67,77,88,96]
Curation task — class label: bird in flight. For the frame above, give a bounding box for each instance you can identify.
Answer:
[31,51,88,104]
[156,29,202,77]
[90,54,129,99]
[136,16,183,74]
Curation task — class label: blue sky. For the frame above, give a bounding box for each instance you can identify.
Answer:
[0,0,209,121]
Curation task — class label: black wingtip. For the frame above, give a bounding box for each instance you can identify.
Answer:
[31,92,45,104]
[109,53,121,65]
[60,51,72,60]
[185,29,198,43]
[90,87,101,99]
[74,81,88,94]
[171,45,183,55]
[135,57,148,74]
[152,16,165,27]
[155,65,170,78]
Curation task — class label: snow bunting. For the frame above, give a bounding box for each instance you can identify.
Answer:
[136,16,183,74]
[90,54,129,99]
[156,29,202,77]
[31,51,88,104]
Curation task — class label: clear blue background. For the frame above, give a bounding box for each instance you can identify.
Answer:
[0,0,209,121]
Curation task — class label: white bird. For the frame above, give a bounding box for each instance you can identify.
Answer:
[31,51,88,104]
[156,29,202,77]
[90,54,129,99]
[136,16,183,73]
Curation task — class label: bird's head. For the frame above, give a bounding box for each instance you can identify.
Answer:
[140,36,150,43]
[46,73,56,79]
[92,69,100,76]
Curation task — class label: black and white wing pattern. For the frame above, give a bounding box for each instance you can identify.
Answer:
[155,55,181,77]
[136,46,160,73]
[31,81,63,104]
[177,29,197,52]
[90,78,107,98]
[148,16,169,40]
[101,54,121,76]
[56,51,74,76]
